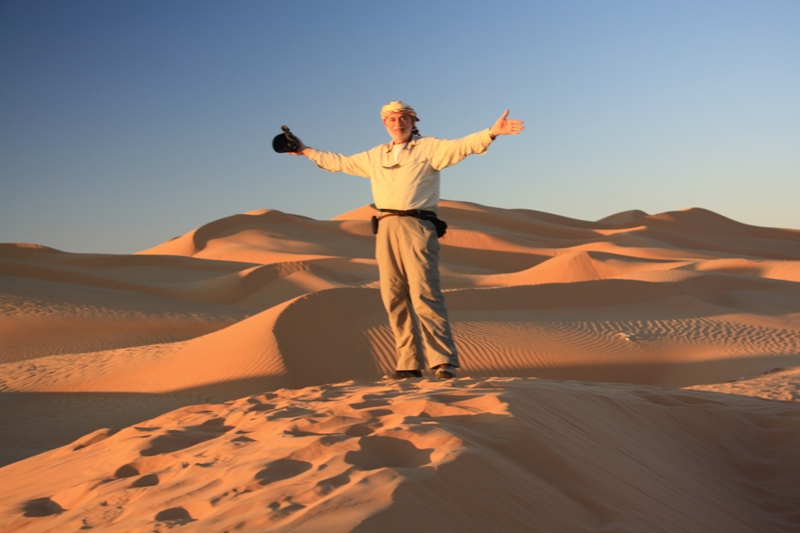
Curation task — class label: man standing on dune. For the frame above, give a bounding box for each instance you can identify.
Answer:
[283,101,524,379]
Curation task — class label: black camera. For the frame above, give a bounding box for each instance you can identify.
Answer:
[272,125,300,153]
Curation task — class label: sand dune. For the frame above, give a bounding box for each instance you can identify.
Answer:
[1,378,799,532]
[1,200,799,531]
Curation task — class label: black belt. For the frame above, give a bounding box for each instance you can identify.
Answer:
[378,209,437,218]
[372,209,447,237]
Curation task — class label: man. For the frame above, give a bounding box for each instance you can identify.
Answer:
[285,101,524,379]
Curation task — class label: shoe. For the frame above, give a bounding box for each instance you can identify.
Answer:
[382,369,423,380]
[434,364,457,380]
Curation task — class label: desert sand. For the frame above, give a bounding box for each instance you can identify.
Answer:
[1,200,799,532]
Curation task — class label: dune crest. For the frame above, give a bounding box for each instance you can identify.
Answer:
[2,200,800,531]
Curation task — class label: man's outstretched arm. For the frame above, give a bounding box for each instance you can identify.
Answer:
[285,134,372,178]
[430,108,525,170]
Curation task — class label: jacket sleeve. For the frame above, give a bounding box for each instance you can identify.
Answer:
[429,129,495,170]
[304,148,372,178]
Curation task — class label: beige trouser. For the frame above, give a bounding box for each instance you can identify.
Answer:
[376,215,459,370]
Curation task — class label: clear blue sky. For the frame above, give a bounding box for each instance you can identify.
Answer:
[1,0,798,253]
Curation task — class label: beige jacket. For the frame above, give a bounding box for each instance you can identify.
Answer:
[305,129,495,212]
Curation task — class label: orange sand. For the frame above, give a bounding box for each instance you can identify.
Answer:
[1,200,799,531]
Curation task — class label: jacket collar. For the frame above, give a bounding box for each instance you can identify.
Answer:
[383,134,421,153]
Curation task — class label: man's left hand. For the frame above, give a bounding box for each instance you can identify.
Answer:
[490,109,525,137]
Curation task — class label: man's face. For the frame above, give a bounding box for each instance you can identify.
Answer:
[383,112,415,144]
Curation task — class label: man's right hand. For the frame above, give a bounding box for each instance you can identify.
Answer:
[288,136,308,156]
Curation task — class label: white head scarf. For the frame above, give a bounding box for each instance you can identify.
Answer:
[380,100,419,122]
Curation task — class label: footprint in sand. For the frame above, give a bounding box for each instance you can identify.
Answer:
[140,418,234,456]
[348,391,403,410]
[112,455,175,481]
[344,423,375,437]
[267,407,317,420]
[130,473,159,488]
[22,497,64,517]
[230,434,257,444]
[113,464,140,478]
[316,470,352,495]
[256,458,313,485]
[246,401,277,412]
[155,506,194,525]
[345,436,433,471]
